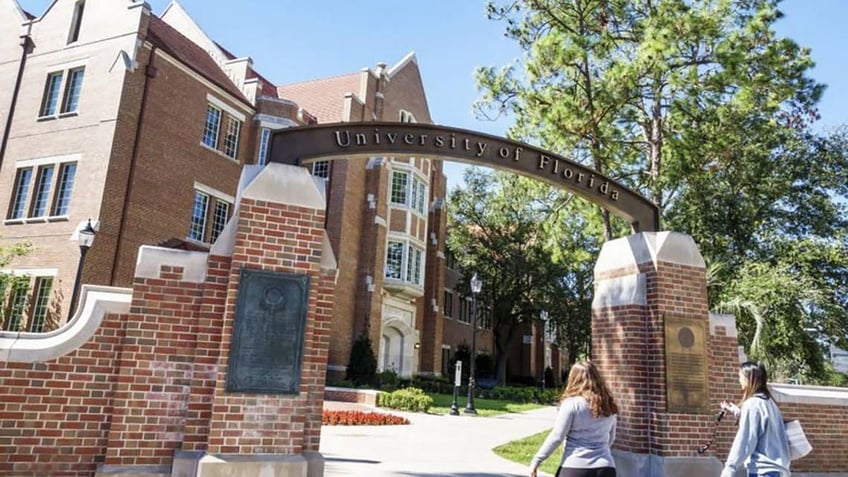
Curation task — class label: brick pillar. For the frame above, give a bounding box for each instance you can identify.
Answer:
[592,232,726,477]
[196,164,335,477]
[97,247,208,477]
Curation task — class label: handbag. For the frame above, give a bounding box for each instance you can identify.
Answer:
[784,419,812,460]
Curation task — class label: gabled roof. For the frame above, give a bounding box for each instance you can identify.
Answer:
[146,15,250,106]
[277,73,361,123]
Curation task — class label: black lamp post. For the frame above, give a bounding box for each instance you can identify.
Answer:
[68,219,96,320]
[465,272,482,415]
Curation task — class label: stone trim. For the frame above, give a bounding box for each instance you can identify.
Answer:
[592,273,647,308]
[0,285,132,362]
[772,383,848,407]
[595,232,705,274]
[135,245,208,283]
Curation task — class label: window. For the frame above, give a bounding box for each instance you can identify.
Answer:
[52,163,76,216]
[312,161,330,179]
[4,281,28,332]
[202,105,221,148]
[7,160,77,221]
[9,168,33,219]
[210,200,230,243]
[443,290,453,318]
[1,275,55,333]
[30,166,54,218]
[258,127,271,165]
[223,117,241,159]
[41,73,63,117]
[188,187,233,244]
[399,110,416,123]
[385,241,404,279]
[390,171,409,204]
[188,192,209,242]
[68,0,85,44]
[28,277,53,332]
[412,176,426,214]
[39,68,85,118]
[407,245,423,285]
[458,297,469,324]
[384,239,425,286]
[61,68,84,114]
[389,169,427,214]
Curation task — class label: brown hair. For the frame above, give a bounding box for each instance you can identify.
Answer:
[562,361,618,417]
[740,361,772,401]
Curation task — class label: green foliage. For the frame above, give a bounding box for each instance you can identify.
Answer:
[448,168,597,384]
[376,368,400,391]
[493,429,562,476]
[0,241,34,332]
[475,0,848,385]
[377,387,434,413]
[346,334,378,387]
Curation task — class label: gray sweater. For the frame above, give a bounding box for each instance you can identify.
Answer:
[721,394,791,477]
[530,396,616,470]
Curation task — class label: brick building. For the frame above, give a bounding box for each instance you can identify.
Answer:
[0,0,559,383]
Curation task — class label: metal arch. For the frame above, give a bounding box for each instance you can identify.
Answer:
[268,122,659,232]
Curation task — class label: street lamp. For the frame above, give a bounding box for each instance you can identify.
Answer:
[465,272,482,415]
[68,219,96,320]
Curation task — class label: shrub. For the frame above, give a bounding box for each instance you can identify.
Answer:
[322,410,409,426]
[377,387,434,413]
[346,334,378,387]
[377,368,400,391]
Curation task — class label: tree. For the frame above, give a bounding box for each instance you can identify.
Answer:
[475,0,848,383]
[447,167,598,383]
[0,241,33,332]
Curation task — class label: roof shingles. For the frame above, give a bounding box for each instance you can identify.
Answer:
[146,16,250,105]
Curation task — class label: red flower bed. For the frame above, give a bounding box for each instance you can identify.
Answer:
[322,409,410,426]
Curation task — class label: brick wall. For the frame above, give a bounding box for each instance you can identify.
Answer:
[0,310,125,476]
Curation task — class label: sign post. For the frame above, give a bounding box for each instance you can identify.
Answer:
[450,361,461,416]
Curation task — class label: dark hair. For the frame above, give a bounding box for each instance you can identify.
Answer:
[562,361,618,417]
[740,361,772,401]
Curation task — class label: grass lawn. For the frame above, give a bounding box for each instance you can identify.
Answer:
[492,429,560,476]
[426,392,547,417]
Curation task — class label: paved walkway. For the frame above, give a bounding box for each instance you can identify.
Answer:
[320,402,559,477]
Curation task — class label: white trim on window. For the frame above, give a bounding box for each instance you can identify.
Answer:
[206,93,246,122]
[16,154,81,169]
[193,182,235,204]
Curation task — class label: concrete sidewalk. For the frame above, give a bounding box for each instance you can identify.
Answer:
[320,403,559,476]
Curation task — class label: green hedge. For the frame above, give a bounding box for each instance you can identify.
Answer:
[377,387,434,413]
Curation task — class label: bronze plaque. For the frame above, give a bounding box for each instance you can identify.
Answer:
[226,268,310,394]
[665,315,709,413]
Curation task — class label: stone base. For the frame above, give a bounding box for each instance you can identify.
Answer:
[197,454,314,477]
[172,450,204,477]
[304,451,324,477]
[95,464,171,477]
[612,450,724,477]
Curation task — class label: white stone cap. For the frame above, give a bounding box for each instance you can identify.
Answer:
[771,383,848,407]
[0,285,132,363]
[595,231,705,274]
[709,313,738,338]
[239,163,325,210]
[135,245,209,283]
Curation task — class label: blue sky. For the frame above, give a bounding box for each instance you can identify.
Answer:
[18,0,848,189]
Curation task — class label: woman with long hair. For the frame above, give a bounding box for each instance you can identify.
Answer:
[721,361,791,477]
[529,360,618,477]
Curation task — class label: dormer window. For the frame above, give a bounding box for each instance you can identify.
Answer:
[68,0,85,44]
[399,110,416,123]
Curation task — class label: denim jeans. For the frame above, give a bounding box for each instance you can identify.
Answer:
[749,472,781,477]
